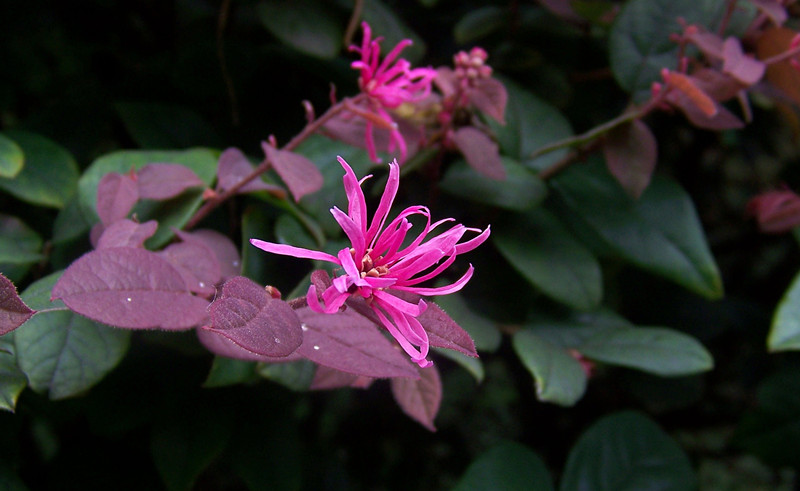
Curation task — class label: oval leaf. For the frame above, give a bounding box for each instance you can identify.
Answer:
[579,326,714,376]
[96,219,158,249]
[96,172,139,225]
[197,327,303,363]
[263,144,323,201]
[0,340,27,412]
[390,364,441,431]
[603,120,657,199]
[513,330,588,406]
[206,276,303,357]
[0,133,24,178]
[495,208,602,311]
[295,307,418,379]
[175,229,242,279]
[561,411,696,490]
[52,247,210,330]
[452,126,505,180]
[257,0,342,58]
[768,270,800,351]
[137,163,204,200]
[454,441,554,491]
[440,157,547,211]
[0,131,78,208]
[0,214,44,283]
[216,147,283,196]
[0,273,35,335]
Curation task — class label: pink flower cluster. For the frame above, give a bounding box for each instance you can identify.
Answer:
[251,157,489,367]
[349,22,437,163]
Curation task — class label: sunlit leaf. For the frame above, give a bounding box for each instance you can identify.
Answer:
[0,132,24,179]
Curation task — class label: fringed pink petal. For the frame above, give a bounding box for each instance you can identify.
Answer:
[331,207,366,258]
[250,239,339,263]
[338,157,368,230]
[393,264,475,296]
[454,226,491,254]
[366,159,400,243]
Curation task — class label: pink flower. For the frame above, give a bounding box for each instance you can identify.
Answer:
[349,22,437,163]
[251,157,489,367]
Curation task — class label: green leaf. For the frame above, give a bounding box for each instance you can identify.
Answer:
[433,292,500,352]
[434,347,485,383]
[454,6,507,44]
[0,131,78,208]
[0,335,27,412]
[14,273,130,400]
[734,369,800,468]
[579,326,713,376]
[561,411,696,491]
[0,215,43,284]
[767,270,800,351]
[362,0,426,63]
[609,0,756,101]
[203,357,258,388]
[0,460,28,491]
[0,132,24,178]
[116,102,222,149]
[495,208,602,310]
[513,330,587,406]
[454,441,555,491]
[487,79,573,171]
[256,360,316,391]
[440,158,547,211]
[257,0,342,59]
[551,160,722,299]
[77,148,218,248]
[52,196,92,244]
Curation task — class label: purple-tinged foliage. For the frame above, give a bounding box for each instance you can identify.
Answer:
[294,306,419,379]
[136,163,204,200]
[196,326,303,363]
[603,120,657,199]
[722,37,767,86]
[205,276,303,357]
[174,229,241,279]
[262,143,323,201]
[310,365,373,390]
[96,219,158,249]
[0,273,34,335]
[96,172,138,225]
[158,240,220,297]
[390,364,442,431]
[418,301,478,357]
[216,147,285,196]
[451,126,505,180]
[52,247,209,329]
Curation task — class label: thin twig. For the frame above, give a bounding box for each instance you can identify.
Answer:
[343,0,365,48]
[216,0,239,126]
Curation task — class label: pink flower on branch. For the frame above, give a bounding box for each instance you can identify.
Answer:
[251,157,489,367]
[349,22,436,163]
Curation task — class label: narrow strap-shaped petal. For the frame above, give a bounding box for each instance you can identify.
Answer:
[398,253,457,286]
[331,207,366,258]
[366,159,400,244]
[373,289,426,316]
[373,305,429,366]
[392,264,474,296]
[454,226,491,254]
[250,238,339,263]
[338,156,368,229]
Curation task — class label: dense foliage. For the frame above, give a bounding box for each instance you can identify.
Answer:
[2,0,800,489]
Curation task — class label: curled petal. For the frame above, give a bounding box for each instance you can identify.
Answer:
[250,239,338,263]
[393,264,475,296]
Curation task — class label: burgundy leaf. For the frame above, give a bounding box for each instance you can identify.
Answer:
[750,0,788,26]
[295,307,418,379]
[206,276,303,357]
[262,144,324,201]
[310,365,373,390]
[668,91,745,130]
[96,172,138,225]
[216,147,285,195]
[158,241,220,296]
[722,37,766,86]
[433,67,458,99]
[692,68,742,102]
[175,229,241,279]
[603,120,658,199]
[89,222,105,249]
[451,126,506,180]
[51,247,209,330]
[322,104,423,158]
[686,30,725,60]
[137,163,204,200]
[96,219,158,249]
[390,364,442,431]
[470,77,508,124]
[0,273,35,335]
[419,301,478,357]
[196,327,303,362]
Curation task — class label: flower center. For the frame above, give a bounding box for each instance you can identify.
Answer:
[352,248,389,279]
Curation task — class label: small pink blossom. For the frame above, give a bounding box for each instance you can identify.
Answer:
[349,22,436,163]
[251,157,489,367]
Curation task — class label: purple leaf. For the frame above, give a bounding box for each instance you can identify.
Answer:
[51,247,209,330]
[158,241,220,296]
[452,126,506,180]
[216,147,285,196]
[750,0,788,25]
[668,91,745,130]
[0,273,35,335]
[419,302,478,357]
[433,67,458,98]
[96,172,138,225]
[470,78,507,124]
[686,30,725,60]
[722,37,766,86]
[196,327,303,362]
[295,306,419,379]
[96,219,158,249]
[262,144,323,201]
[390,364,442,431]
[310,365,373,390]
[174,229,241,279]
[206,276,303,357]
[603,120,657,199]
[137,163,204,200]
